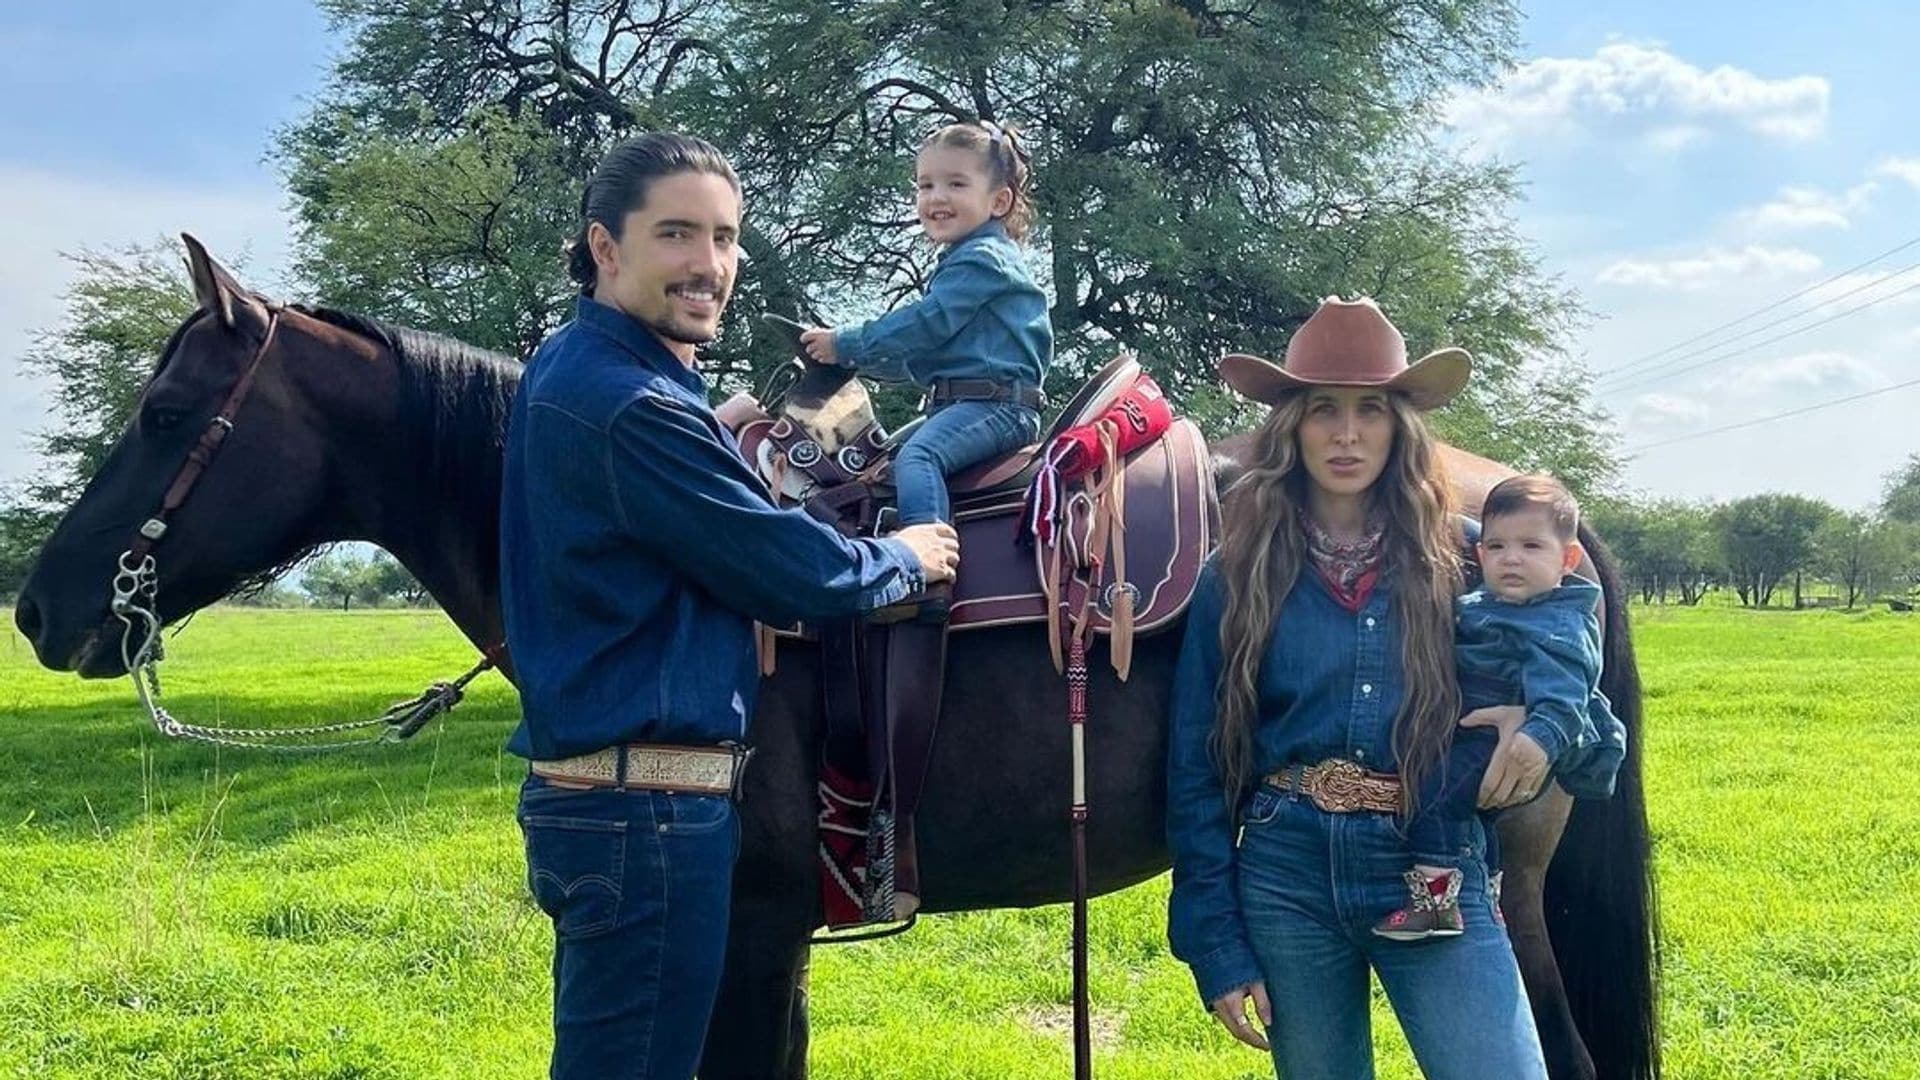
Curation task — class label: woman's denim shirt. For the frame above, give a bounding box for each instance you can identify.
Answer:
[831,219,1052,390]
[1165,557,1414,1004]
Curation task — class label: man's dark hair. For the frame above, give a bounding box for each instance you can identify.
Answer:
[1481,473,1580,542]
[565,133,741,293]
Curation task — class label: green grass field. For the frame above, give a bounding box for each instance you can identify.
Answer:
[2,603,1917,1078]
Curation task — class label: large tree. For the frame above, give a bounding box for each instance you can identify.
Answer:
[281,0,1614,485]
[1587,496,1719,604]
[1713,493,1832,608]
[1881,453,1920,527]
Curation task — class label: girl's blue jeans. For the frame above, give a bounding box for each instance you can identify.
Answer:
[893,400,1042,525]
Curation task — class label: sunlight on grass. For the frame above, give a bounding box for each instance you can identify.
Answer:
[3,604,1917,1077]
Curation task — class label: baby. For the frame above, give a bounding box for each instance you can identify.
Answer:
[1375,474,1628,940]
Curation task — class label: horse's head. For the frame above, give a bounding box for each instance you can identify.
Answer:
[15,235,384,676]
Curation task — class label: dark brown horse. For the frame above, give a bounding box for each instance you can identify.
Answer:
[15,239,1658,1079]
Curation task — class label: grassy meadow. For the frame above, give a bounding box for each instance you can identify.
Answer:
[2,602,1918,1078]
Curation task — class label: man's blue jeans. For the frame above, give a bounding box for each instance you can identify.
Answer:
[517,774,741,1079]
[1235,782,1547,1079]
[893,400,1042,525]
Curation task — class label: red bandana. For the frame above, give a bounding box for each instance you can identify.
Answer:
[1305,517,1384,613]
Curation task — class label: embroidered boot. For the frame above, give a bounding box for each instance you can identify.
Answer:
[1373,867,1465,941]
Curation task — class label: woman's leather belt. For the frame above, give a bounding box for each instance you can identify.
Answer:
[1264,759,1401,814]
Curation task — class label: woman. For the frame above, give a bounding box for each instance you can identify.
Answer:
[1166,296,1548,1078]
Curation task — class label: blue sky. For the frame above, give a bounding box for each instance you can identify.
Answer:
[1,1,1916,509]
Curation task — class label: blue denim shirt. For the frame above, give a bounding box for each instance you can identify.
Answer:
[1166,557,1412,1004]
[1456,576,1626,799]
[832,220,1052,389]
[500,297,923,761]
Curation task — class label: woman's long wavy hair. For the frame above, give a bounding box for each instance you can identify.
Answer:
[1210,390,1464,816]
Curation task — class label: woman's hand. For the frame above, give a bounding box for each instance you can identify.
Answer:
[800,328,838,365]
[1209,982,1273,1051]
[1460,705,1550,808]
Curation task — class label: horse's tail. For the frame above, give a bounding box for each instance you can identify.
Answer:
[1549,526,1661,1078]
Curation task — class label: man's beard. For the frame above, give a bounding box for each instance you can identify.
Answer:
[651,314,720,345]
[649,281,728,345]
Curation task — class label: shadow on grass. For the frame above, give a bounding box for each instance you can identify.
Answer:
[0,684,522,845]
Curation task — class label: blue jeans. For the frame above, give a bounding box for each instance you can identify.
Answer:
[517,774,741,1080]
[1236,783,1547,1080]
[1406,725,1501,868]
[894,399,1042,525]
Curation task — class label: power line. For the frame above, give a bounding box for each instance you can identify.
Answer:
[1595,259,1920,391]
[1596,231,1920,386]
[1624,374,1920,456]
[1601,278,1920,397]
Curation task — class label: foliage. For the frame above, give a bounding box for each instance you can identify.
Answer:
[299,549,427,610]
[278,0,1613,482]
[1587,496,1720,605]
[1711,494,1833,608]
[1880,453,1920,527]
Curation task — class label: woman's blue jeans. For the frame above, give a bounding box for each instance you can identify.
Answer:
[517,774,741,1079]
[893,400,1042,525]
[1236,782,1548,1079]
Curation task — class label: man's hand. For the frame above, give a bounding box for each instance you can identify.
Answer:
[800,328,839,365]
[1209,983,1273,1051]
[1460,705,1550,808]
[892,523,959,584]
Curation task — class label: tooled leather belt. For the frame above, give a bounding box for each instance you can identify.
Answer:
[531,743,753,797]
[1264,758,1401,814]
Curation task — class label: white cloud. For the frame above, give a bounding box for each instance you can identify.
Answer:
[0,166,293,489]
[1445,42,1829,148]
[1629,392,1708,427]
[1874,157,1920,189]
[1596,245,1822,290]
[1736,182,1879,232]
[1802,269,1920,310]
[1643,125,1710,153]
[1704,351,1885,397]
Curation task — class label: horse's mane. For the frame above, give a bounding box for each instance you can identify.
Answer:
[284,305,522,571]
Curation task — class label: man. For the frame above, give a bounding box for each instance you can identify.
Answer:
[500,132,958,1079]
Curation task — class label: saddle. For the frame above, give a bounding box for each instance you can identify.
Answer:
[729,354,1214,651]
[719,352,1215,929]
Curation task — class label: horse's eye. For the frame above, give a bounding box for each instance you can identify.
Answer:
[144,406,186,432]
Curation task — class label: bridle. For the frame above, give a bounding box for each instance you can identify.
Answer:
[106,303,503,751]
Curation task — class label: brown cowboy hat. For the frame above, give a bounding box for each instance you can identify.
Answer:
[1219,296,1471,411]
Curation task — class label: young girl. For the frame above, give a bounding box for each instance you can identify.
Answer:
[1168,297,1550,1078]
[801,120,1052,588]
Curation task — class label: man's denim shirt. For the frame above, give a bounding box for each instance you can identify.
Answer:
[1165,557,1415,1005]
[500,297,922,761]
[1456,576,1626,800]
[832,219,1052,390]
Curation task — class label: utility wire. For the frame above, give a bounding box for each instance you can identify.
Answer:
[1597,231,1920,387]
[1624,374,1920,455]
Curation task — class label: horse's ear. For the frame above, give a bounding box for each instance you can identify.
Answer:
[180,232,242,330]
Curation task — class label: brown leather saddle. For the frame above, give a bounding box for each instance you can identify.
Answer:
[717,352,1215,928]
[725,353,1215,650]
